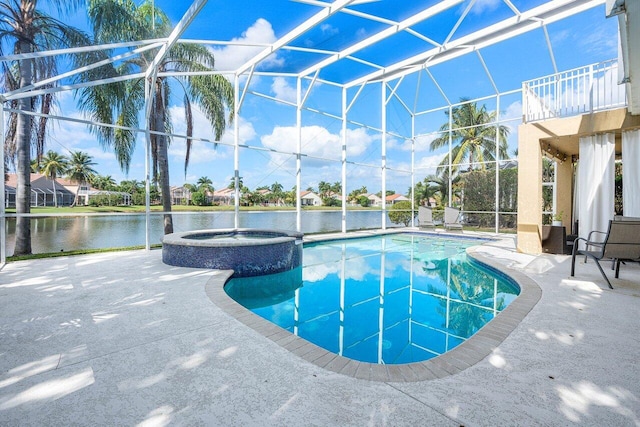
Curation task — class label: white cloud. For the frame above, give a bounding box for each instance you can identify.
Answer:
[261,125,376,160]
[45,109,128,174]
[503,100,522,121]
[211,19,282,71]
[472,0,501,14]
[414,153,445,172]
[320,23,339,36]
[271,77,297,103]
[168,105,256,166]
[414,133,438,152]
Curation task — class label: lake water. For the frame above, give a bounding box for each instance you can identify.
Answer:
[3,210,401,256]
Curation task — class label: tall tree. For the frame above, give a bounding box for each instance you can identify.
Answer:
[412,178,437,207]
[1,0,89,254]
[91,174,116,190]
[40,150,69,207]
[197,176,213,192]
[228,176,243,189]
[430,99,510,174]
[270,182,283,194]
[426,171,460,207]
[119,179,142,193]
[78,0,234,234]
[318,181,331,200]
[67,151,97,207]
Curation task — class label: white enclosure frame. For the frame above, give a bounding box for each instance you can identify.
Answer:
[0,0,612,264]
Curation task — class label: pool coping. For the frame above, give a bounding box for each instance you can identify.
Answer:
[162,228,304,247]
[204,230,542,382]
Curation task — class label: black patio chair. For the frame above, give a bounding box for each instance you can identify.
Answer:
[570,220,640,289]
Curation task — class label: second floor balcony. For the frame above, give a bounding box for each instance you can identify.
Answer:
[523,59,628,123]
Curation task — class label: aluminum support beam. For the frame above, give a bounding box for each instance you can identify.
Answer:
[381,83,387,230]
[234,75,241,229]
[347,0,604,88]
[299,0,463,78]
[296,78,303,232]
[341,88,347,233]
[236,0,358,76]
[1,107,5,265]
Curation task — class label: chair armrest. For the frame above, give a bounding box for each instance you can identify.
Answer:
[571,237,588,256]
[571,236,607,255]
[587,230,607,241]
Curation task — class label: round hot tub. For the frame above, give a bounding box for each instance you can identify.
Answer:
[162,228,303,277]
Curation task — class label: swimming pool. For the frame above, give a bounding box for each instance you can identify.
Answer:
[224,233,520,365]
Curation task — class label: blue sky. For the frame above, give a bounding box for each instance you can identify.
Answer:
[30,0,619,195]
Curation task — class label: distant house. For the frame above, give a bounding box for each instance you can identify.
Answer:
[329,192,343,202]
[57,177,131,206]
[367,194,383,207]
[386,194,410,205]
[4,184,15,208]
[5,173,75,207]
[301,191,322,206]
[57,176,95,205]
[170,186,216,205]
[170,186,192,205]
[213,188,235,205]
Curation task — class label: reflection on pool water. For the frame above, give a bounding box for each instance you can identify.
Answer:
[224,233,520,365]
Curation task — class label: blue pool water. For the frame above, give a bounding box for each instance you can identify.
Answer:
[224,233,520,365]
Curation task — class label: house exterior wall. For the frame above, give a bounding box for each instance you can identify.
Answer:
[517,108,640,254]
[301,192,322,206]
[367,195,382,207]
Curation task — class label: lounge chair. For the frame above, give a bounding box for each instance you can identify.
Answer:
[570,220,640,289]
[444,207,463,232]
[418,206,436,229]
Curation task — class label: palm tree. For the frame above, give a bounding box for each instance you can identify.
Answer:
[229,176,243,189]
[1,0,89,255]
[270,182,283,194]
[197,176,213,192]
[430,99,510,174]
[426,171,461,207]
[92,174,116,191]
[77,0,234,235]
[30,159,40,173]
[119,179,142,193]
[318,181,331,199]
[412,179,437,207]
[67,151,97,207]
[40,150,69,207]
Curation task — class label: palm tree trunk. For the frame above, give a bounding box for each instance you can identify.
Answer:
[72,183,81,207]
[52,179,58,208]
[14,42,33,255]
[154,81,173,234]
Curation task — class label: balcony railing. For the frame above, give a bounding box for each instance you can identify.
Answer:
[523,59,627,123]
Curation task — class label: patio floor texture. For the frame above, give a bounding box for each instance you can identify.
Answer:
[1,232,639,426]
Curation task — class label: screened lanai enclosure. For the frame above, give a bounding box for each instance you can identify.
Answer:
[1,0,638,261]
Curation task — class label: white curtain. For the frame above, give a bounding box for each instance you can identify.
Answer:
[578,133,615,247]
[622,129,640,217]
[573,163,579,230]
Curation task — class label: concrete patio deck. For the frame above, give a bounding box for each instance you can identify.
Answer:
[1,232,639,426]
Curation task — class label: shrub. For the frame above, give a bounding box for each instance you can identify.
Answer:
[191,190,208,206]
[357,195,370,207]
[461,168,518,228]
[388,201,415,226]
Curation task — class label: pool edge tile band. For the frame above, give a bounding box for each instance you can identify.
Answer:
[204,232,541,383]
